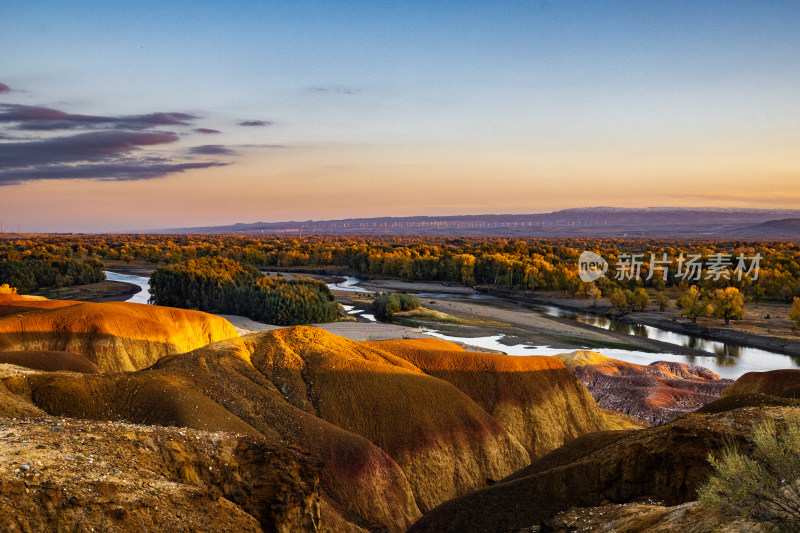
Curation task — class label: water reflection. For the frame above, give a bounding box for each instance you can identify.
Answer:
[526,303,800,378]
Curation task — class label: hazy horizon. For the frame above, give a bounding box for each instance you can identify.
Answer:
[2,1,800,233]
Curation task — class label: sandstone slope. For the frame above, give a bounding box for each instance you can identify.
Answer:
[0,294,239,372]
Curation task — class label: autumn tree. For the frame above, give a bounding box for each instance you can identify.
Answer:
[609,289,630,314]
[631,287,650,311]
[711,287,745,325]
[585,283,602,300]
[655,291,670,311]
[790,297,800,330]
[676,285,713,323]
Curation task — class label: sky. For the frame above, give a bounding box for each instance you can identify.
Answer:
[1,0,799,232]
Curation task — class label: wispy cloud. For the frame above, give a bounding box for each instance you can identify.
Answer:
[188,144,236,156]
[0,104,197,131]
[0,161,228,186]
[307,85,359,95]
[0,92,237,185]
[238,120,271,127]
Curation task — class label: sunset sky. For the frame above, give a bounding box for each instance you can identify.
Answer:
[1,1,799,232]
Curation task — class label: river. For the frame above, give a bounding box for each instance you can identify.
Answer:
[106,271,797,378]
[104,271,151,305]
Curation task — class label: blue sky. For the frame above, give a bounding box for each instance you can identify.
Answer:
[1,1,799,231]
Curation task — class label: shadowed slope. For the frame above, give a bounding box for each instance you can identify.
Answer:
[0,350,99,373]
[0,298,239,372]
[368,339,606,458]
[721,369,800,399]
[409,407,793,533]
[555,350,731,424]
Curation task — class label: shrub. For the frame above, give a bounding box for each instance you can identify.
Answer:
[372,293,421,322]
[698,413,800,531]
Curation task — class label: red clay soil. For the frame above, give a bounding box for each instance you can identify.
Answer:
[367,338,606,458]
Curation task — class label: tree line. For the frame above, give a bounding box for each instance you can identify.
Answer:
[2,234,799,302]
[0,257,104,292]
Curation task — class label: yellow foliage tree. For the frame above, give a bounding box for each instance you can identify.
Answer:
[0,284,17,294]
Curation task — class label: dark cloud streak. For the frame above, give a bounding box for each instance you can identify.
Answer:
[0,131,179,167]
[0,104,197,131]
[0,91,270,185]
[238,120,271,127]
[188,145,236,156]
[0,161,229,186]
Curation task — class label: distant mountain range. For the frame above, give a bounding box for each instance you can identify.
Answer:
[154,207,800,240]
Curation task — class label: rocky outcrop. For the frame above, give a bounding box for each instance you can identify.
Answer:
[0,418,321,533]
[409,406,791,533]
[546,501,759,532]
[0,294,239,372]
[555,350,732,424]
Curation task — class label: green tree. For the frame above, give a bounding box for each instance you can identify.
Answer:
[711,287,746,325]
[698,414,800,531]
[676,285,712,323]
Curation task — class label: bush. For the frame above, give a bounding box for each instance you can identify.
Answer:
[372,293,421,321]
[698,413,800,531]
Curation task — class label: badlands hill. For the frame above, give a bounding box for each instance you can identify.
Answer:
[0,293,239,372]
[0,297,610,533]
[2,294,795,532]
[555,350,732,424]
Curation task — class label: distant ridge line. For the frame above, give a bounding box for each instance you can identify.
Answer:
[146,207,800,240]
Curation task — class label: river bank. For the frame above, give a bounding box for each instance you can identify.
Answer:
[480,288,800,359]
[30,280,141,303]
